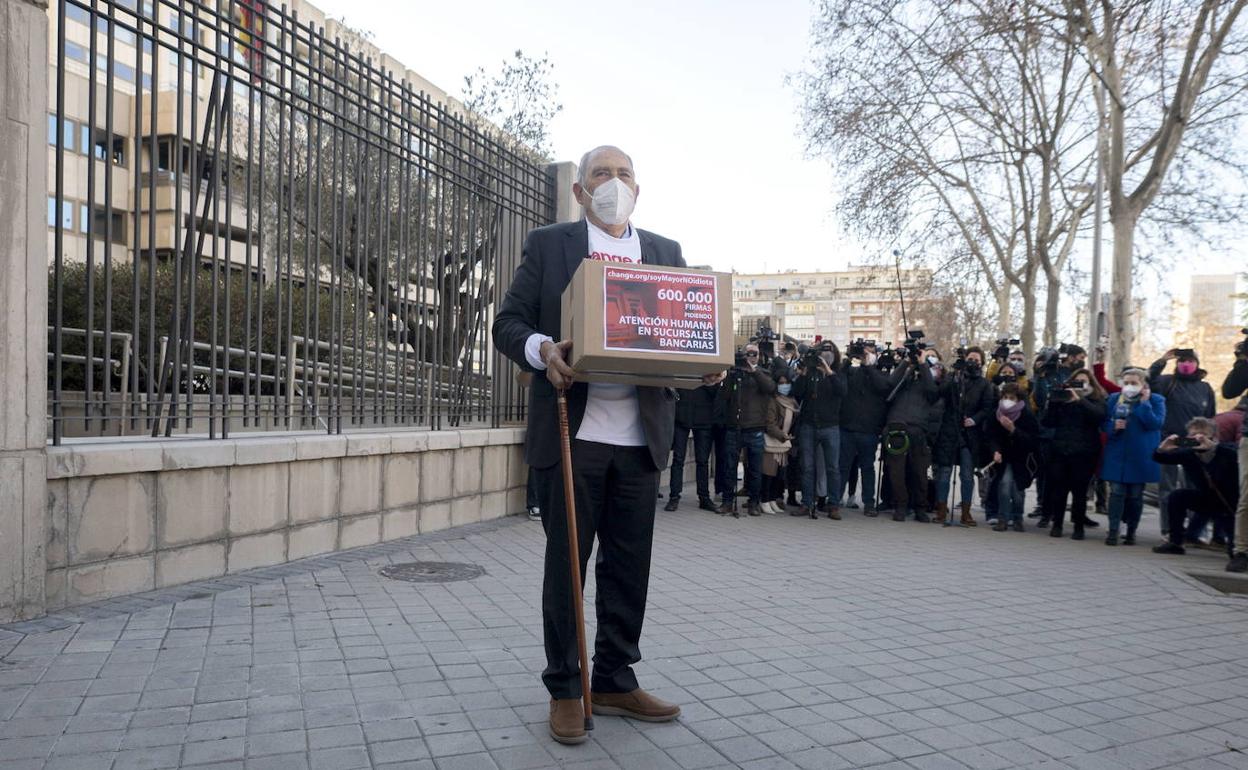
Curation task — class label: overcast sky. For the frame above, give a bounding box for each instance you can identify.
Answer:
[309,0,1244,338]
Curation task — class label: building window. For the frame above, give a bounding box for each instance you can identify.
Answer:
[83,206,127,244]
[65,3,91,26]
[47,197,73,230]
[65,40,89,64]
[84,127,126,166]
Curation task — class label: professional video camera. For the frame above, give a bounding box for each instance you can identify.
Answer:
[952,345,969,372]
[847,337,876,359]
[993,337,1020,360]
[902,329,927,362]
[1036,346,1061,374]
[877,342,899,372]
[803,337,835,374]
[751,323,780,359]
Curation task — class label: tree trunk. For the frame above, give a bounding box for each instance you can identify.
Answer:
[1043,271,1061,347]
[1020,286,1037,361]
[1109,212,1136,372]
[996,284,1012,338]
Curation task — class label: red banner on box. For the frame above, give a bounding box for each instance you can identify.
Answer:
[602,266,719,356]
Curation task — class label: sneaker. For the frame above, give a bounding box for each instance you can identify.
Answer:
[759,500,778,515]
[663,498,679,512]
[1152,542,1186,555]
[1227,552,1248,573]
[770,500,787,514]
[527,507,542,522]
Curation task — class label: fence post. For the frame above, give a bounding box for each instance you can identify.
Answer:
[0,0,49,622]
[546,161,581,224]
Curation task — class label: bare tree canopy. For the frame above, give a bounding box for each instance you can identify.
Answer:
[796,0,1248,357]
[463,50,564,161]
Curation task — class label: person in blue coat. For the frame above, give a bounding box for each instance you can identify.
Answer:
[1101,367,1167,545]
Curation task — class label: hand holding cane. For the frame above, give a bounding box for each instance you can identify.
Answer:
[556,387,594,732]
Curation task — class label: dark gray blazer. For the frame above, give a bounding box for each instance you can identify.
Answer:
[492,220,686,471]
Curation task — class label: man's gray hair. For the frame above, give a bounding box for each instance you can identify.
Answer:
[1186,416,1217,435]
[1120,367,1148,381]
[577,145,634,186]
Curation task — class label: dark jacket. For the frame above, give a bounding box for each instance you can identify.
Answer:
[1152,443,1240,513]
[1148,359,1216,436]
[839,364,891,435]
[986,407,1041,489]
[491,220,684,470]
[953,372,996,463]
[794,369,848,428]
[884,362,940,434]
[676,385,718,429]
[1040,393,1107,459]
[715,367,776,430]
[1222,359,1248,435]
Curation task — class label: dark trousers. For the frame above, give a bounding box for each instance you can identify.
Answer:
[762,471,786,503]
[1165,489,1233,552]
[884,427,930,514]
[670,425,713,502]
[526,467,541,510]
[712,425,733,499]
[722,428,765,505]
[839,429,880,508]
[1043,453,1097,528]
[541,440,658,699]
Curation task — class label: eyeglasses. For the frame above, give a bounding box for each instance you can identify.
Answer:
[745,352,759,357]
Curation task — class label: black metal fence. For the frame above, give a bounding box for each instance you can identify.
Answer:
[48,0,555,443]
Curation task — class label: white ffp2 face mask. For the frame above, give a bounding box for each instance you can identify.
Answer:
[1120,384,1142,398]
[585,178,636,226]
[999,398,1018,410]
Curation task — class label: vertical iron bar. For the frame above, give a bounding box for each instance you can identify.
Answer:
[53,0,67,445]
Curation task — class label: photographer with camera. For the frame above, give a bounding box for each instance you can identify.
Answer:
[794,342,848,519]
[839,340,892,517]
[1150,417,1240,557]
[932,346,995,526]
[1101,368,1166,546]
[714,343,777,517]
[986,341,1032,395]
[1221,330,1248,572]
[1039,369,1108,539]
[985,382,1041,532]
[882,333,941,522]
[1148,348,1217,537]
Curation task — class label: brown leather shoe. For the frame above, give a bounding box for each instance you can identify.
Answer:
[591,689,681,722]
[934,502,949,524]
[549,698,588,744]
[960,501,977,527]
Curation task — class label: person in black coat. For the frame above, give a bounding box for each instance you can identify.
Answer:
[490,146,683,739]
[933,347,995,526]
[1038,369,1108,539]
[666,384,719,512]
[794,344,849,518]
[882,353,941,522]
[1151,417,1240,556]
[986,382,1040,532]
[838,344,892,516]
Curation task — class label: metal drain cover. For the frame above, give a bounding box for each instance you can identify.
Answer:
[379,562,485,583]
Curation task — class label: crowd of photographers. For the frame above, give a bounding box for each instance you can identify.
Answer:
[661,329,1248,573]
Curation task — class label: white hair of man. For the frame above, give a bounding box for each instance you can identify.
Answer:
[1120,367,1148,381]
[577,145,635,186]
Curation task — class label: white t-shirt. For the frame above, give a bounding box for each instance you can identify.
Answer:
[524,220,647,447]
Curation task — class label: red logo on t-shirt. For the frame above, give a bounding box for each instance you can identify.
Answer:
[588,251,637,263]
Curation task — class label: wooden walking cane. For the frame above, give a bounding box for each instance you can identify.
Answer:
[556,387,594,731]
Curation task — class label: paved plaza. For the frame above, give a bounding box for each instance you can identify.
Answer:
[2,499,1247,770]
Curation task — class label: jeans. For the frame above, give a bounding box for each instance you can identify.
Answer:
[839,430,880,508]
[670,426,713,502]
[722,428,764,505]
[1158,464,1184,533]
[1108,481,1145,537]
[998,464,1026,524]
[799,424,841,508]
[1237,438,1248,556]
[934,445,975,507]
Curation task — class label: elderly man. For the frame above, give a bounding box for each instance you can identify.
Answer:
[492,146,683,745]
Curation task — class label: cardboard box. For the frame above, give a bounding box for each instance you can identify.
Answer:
[560,260,734,388]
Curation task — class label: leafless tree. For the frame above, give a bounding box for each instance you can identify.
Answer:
[796,0,1099,355]
[1049,0,1248,370]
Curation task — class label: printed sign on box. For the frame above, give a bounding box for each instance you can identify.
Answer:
[602,266,720,356]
